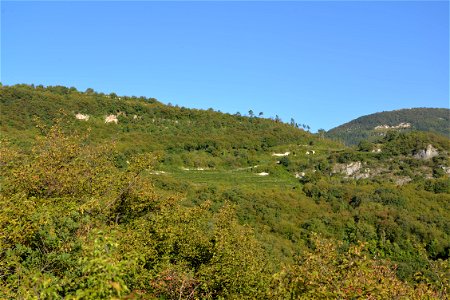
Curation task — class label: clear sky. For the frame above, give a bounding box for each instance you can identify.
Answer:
[1,1,449,131]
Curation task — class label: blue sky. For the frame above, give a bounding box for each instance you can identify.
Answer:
[1,1,448,131]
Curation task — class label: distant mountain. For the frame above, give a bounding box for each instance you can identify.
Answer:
[326,108,450,145]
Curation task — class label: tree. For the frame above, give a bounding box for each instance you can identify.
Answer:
[318,129,326,140]
[248,110,254,118]
[290,118,296,127]
[269,234,442,299]
[279,156,290,167]
[358,140,373,152]
[258,112,264,117]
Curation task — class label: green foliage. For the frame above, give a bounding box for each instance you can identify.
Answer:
[327,108,450,145]
[1,84,449,298]
[0,84,314,158]
[269,234,446,299]
[357,140,373,152]
[0,123,270,298]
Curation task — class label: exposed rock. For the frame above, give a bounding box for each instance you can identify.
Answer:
[257,172,269,176]
[272,152,290,157]
[355,173,370,179]
[395,177,412,185]
[181,167,207,171]
[414,144,439,160]
[235,165,259,171]
[105,114,118,124]
[442,166,450,175]
[295,172,305,178]
[75,113,89,121]
[346,162,362,176]
[149,171,167,175]
[333,161,362,176]
[374,122,411,130]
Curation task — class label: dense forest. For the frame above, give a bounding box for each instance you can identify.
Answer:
[326,108,450,145]
[1,84,449,299]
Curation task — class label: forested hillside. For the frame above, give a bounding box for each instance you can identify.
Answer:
[1,84,449,299]
[1,84,319,154]
[326,108,450,145]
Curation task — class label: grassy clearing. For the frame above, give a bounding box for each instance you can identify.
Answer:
[154,167,299,189]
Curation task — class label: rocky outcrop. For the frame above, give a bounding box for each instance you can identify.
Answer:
[333,161,362,176]
[105,114,118,124]
[295,172,305,178]
[395,177,412,185]
[75,113,89,121]
[414,144,439,160]
[272,152,290,157]
[374,123,411,130]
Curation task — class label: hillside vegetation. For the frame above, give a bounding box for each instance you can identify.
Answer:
[1,84,449,299]
[326,108,450,145]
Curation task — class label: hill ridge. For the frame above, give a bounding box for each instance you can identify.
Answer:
[326,107,450,145]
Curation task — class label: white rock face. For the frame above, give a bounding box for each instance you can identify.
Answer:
[414,144,439,160]
[355,173,370,179]
[374,122,411,130]
[333,161,362,176]
[272,152,290,157]
[345,162,362,176]
[257,172,269,176]
[295,172,305,178]
[75,113,89,121]
[105,114,118,124]
[442,166,450,175]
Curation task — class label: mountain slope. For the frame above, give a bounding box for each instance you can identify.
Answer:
[326,108,450,145]
[0,84,327,155]
[1,84,450,297]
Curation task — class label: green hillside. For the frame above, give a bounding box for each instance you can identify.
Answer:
[326,108,450,145]
[1,84,449,298]
[1,84,327,155]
